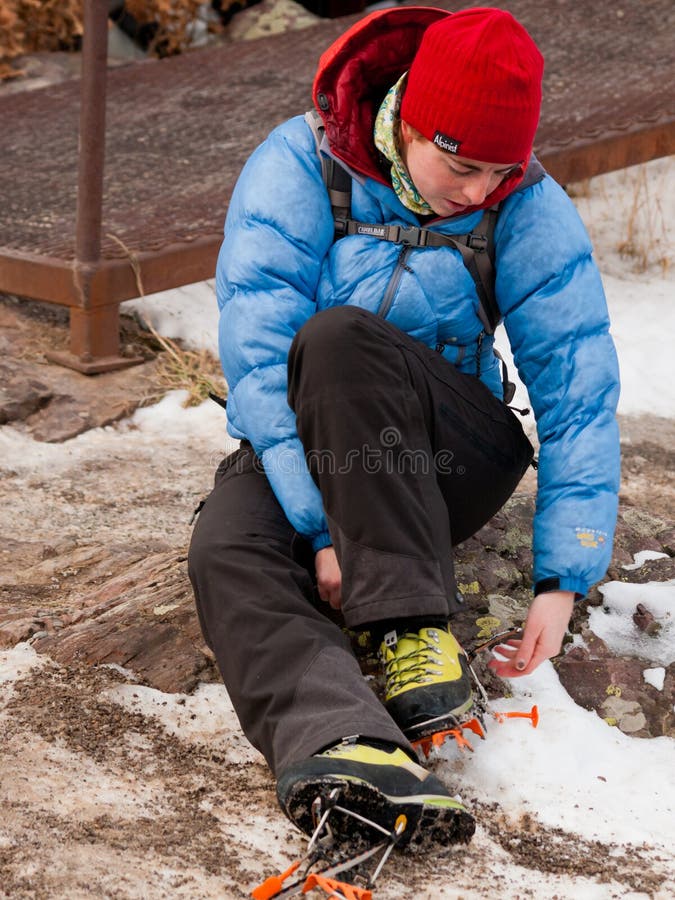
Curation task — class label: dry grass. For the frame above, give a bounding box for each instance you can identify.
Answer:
[139,317,227,409]
[107,233,227,409]
[0,0,84,79]
[0,0,217,78]
[569,158,674,277]
[616,165,671,276]
[0,3,24,79]
[123,0,212,57]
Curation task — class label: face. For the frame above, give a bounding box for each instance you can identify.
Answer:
[399,120,520,216]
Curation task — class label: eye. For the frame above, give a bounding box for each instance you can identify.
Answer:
[448,165,472,177]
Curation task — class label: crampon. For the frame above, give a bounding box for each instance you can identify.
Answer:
[252,786,407,899]
[411,628,539,759]
[252,629,539,899]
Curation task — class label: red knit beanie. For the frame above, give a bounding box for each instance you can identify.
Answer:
[400,8,544,164]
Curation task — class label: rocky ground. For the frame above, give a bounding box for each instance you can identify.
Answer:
[1,291,674,899]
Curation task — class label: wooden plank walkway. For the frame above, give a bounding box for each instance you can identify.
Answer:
[0,0,673,368]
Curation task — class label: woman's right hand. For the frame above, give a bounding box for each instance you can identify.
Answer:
[315,546,342,610]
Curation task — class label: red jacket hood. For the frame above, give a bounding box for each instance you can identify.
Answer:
[312,6,530,217]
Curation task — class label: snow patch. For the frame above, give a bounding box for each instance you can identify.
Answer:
[440,661,675,848]
[127,390,234,450]
[590,580,675,666]
[607,275,675,418]
[0,642,42,686]
[122,279,219,356]
[622,550,669,571]
[0,392,235,478]
[102,682,262,766]
[643,667,666,691]
[2,733,168,819]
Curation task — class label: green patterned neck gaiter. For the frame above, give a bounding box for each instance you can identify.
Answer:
[374,73,434,215]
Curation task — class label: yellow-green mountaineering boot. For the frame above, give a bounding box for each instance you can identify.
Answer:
[380,624,473,740]
[276,738,475,849]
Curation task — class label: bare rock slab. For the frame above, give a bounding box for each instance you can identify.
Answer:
[0,295,161,442]
[0,359,53,424]
[1,539,216,693]
[32,550,213,693]
[556,630,675,739]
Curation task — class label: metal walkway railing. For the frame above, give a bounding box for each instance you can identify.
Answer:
[1,0,673,372]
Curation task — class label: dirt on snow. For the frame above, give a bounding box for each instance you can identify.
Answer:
[1,282,674,900]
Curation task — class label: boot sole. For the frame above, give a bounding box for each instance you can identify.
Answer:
[280,774,476,851]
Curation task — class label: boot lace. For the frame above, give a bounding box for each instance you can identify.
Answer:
[382,629,444,693]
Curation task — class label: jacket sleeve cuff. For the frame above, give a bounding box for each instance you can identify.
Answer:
[311,531,333,552]
[533,576,588,601]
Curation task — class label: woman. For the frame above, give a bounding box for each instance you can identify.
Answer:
[189,6,620,847]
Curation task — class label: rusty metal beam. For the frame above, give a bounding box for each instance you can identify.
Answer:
[90,236,221,304]
[0,235,220,308]
[538,120,675,186]
[47,304,130,374]
[75,0,107,269]
[0,0,671,373]
[0,251,76,305]
[46,0,143,373]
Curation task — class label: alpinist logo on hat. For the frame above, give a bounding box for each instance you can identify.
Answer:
[432,131,461,154]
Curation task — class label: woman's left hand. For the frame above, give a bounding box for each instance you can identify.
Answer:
[487,590,575,678]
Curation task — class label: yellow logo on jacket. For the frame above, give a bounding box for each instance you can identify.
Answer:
[575,527,607,549]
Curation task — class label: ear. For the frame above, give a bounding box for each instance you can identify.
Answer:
[400,119,414,146]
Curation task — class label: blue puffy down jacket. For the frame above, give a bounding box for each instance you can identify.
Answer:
[216,111,620,598]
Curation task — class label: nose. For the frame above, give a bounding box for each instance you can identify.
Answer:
[460,172,494,205]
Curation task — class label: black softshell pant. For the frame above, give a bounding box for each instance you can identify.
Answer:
[189,307,533,776]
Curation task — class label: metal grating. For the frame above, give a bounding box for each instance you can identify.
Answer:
[1,0,673,266]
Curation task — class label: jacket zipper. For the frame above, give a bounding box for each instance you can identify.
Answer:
[377,246,412,319]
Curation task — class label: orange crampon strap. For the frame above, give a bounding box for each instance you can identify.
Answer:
[303,873,372,899]
[412,716,486,758]
[493,704,539,727]
[251,860,302,899]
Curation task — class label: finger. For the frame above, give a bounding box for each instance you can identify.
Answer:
[489,651,516,667]
[503,638,522,649]
[489,659,530,679]
[489,639,556,678]
[493,644,518,658]
[318,583,333,605]
[514,624,539,671]
[322,581,341,609]
[488,657,521,678]
[493,637,521,649]
[488,652,533,678]
[484,636,521,653]
[510,647,550,677]
[318,577,335,599]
